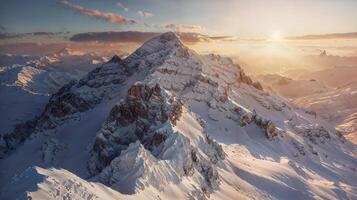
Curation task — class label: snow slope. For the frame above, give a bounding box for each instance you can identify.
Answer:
[294,80,357,144]
[0,50,107,135]
[258,71,357,144]
[0,32,356,200]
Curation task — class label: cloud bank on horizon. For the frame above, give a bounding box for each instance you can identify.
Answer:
[286,32,357,40]
[68,31,234,44]
[0,0,356,58]
[1,0,357,43]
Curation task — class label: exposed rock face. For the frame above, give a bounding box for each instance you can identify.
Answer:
[289,123,333,144]
[237,71,253,85]
[0,119,38,157]
[107,55,122,63]
[88,82,225,196]
[240,112,279,139]
[0,55,131,156]
[240,113,254,126]
[37,81,96,129]
[88,82,183,174]
[32,57,129,130]
[252,81,263,90]
[265,121,278,139]
[237,71,263,90]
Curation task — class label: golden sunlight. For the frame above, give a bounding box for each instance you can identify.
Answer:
[271,31,281,41]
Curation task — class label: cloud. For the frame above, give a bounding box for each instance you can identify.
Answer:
[0,33,16,40]
[137,11,153,18]
[0,32,69,40]
[69,31,233,44]
[60,0,135,25]
[70,31,159,43]
[117,2,128,12]
[286,32,357,40]
[162,24,204,33]
[209,36,237,42]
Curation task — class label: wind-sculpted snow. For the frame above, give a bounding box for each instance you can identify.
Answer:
[88,83,225,197]
[0,32,356,200]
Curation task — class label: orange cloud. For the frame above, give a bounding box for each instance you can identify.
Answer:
[60,0,135,25]
[286,32,357,40]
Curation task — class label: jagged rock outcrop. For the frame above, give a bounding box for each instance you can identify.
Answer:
[0,119,38,157]
[88,82,225,196]
[0,55,131,156]
[265,121,278,139]
[88,82,183,174]
[236,71,263,90]
[239,111,279,139]
[237,71,253,85]
[252,81,263,90]
[107,55,122,63]
[289,123,332,144]
[30,55,129,130]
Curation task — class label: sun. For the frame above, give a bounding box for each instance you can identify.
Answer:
[271,31,281,41]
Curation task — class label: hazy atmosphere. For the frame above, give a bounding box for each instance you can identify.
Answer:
[1,0,357,74]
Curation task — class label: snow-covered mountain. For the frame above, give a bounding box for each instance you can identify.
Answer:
[258,68,357,144]
[294,80,357,144]
[0,50,108,136]
[0,32,356,200]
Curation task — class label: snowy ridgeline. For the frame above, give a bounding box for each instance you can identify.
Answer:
[0,50,109,134]
[0,32,356,200]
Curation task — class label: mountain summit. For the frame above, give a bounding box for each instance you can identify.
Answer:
[107,55,122,63]
[0,32,356,200]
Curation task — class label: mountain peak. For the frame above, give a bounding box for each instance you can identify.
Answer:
[124,31,187,66]
[158,31,180,41]
[107,55,122,63]
[141,31,183,50]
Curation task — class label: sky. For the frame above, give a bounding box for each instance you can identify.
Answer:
[1,0,357,38]
[0,0,357,71]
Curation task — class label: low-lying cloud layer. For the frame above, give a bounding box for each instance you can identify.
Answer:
[60,0,135,25]
[0,32,69,40]
[69,31,233,44]
[286,32,357,40]
[70,31,158,43]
